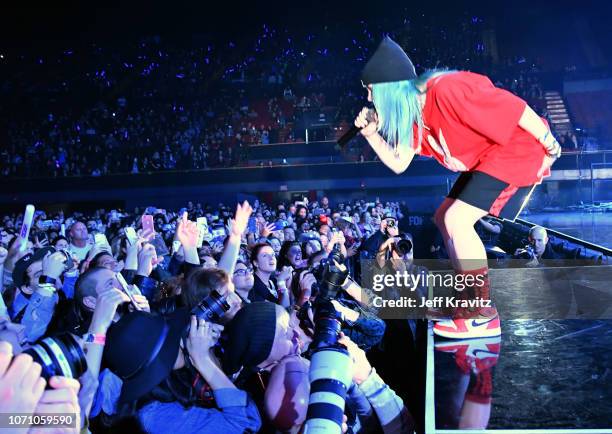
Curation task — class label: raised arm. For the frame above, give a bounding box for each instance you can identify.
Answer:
[354,107,415,175]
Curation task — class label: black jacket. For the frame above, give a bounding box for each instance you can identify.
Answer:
[248,274,279,303]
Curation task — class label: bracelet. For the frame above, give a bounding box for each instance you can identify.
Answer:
[545,141,562,158]
[83,332,106,345]
[39,275,58,285]
[538,130,551,144]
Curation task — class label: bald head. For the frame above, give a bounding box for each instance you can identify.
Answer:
[529,226,548,256]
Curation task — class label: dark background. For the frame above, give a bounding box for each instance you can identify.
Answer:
[2,1,612,53]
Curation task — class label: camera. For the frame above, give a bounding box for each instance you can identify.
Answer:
[515,244,536,260]
[57,249,77,273]
[302,244,352,434]
[22,333,88,384]
[191,290,231,324]
[392,233,413,257]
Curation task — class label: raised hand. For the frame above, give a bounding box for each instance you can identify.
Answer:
[0,342,46,417]
[354,107,378,138]
[276,265,293,284]
[186,316,218,368]
[88,288,130,334]
[42,252,67,280]
[260,222,276,238]
[31,376,81,434]
[136,243,157,276]
[338,334,371,385]
[176,212,199,250]
[230,201,253,237]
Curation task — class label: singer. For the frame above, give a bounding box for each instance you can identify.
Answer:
[355,37,562,339]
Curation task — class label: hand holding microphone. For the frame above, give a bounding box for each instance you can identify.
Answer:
[337,107,378,148]
[354,107,378,138]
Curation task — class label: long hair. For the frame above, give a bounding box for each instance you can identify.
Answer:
[372,69,455,153]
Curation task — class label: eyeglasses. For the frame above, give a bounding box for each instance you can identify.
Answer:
[234,268,253,276]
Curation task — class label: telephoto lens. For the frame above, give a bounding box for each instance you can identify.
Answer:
[23,333,88,383]
[304,300,353,434]
[396,238,413,256]
[191,290,231,324]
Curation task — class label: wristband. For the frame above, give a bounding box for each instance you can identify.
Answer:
[39,275,58,286]
[546,142,562,159]
[83,332,106,345]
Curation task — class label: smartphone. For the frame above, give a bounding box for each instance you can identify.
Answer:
[196,217,208,248]
[247,217,257,233]
[94,233,109,246]
[115,272,142,311]
[124,227,138,246]
[211,227,227,244]
[142,214,155,234]
[40,220,53,230]
[149,234,169,257]
[60,223,66,237]
[273,220,285,231]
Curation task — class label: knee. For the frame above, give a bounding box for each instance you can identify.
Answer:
[437,206,463,237]
[433,206,446,230]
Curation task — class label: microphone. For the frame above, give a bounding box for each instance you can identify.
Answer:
[337,108,377,148]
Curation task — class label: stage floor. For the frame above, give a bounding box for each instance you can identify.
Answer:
[425,263,612,433]
[429,320,612,433]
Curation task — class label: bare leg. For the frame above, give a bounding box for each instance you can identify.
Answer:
[435,199,488,271]
[434,198,460,269]
[459,399,492,429]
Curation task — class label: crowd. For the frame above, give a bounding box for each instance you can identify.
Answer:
[0,14,553,178]
[1,191,594,433]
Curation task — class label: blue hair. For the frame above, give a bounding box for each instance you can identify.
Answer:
[372,69,455,153]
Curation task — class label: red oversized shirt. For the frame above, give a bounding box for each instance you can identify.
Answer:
[413,71,549,187]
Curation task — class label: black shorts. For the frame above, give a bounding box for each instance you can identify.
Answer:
[447,171,538,221]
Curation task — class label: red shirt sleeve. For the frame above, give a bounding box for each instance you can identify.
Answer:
[433,72,527,147]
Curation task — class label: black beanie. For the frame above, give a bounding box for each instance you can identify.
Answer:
[222,302,278,375]
[361,36,417,85]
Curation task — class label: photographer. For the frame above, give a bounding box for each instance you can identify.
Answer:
[0,341,83,434]
[3,247,77,343]
[362,213,398,258]
[51,265,150,342]
[375,232,427,300]
[513,225,561,266]
[258,306,411,433]
[222,302,303,432]
[104,310,261,433]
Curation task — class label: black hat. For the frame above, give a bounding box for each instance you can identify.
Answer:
[12,246,56,288]
[104,308,190,404]
[361,37,417,85]
[222,302,277,375]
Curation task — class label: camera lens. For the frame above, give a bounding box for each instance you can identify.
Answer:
[396,239,413,256]
[191,290,231,323]
[23,333,88,382]
[58,250,76,272]
[304,301,352,434]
